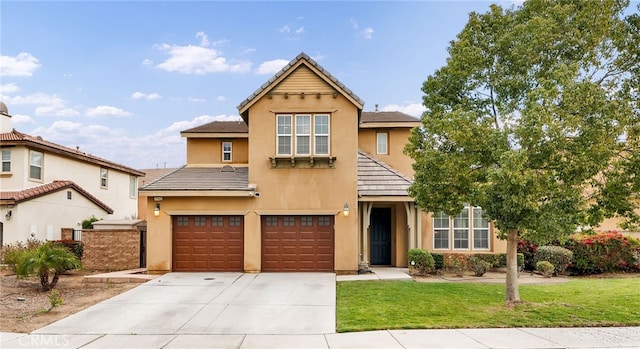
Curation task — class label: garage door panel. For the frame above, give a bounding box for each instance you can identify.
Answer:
[172,215,244,272]
[261,215,334,272]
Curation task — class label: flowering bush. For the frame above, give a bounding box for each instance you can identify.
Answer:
[534,246,573,275]
[565,231,640,275]
[518,239,538,271]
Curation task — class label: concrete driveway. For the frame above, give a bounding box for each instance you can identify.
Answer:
[34,273,335,335]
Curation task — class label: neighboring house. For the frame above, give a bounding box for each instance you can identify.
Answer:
[0,102,144,245]
[140,53,508,274]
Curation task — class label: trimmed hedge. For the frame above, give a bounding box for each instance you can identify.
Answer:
[535,246,573,275]
[407,248,435,275]
[565,231,640,275]
[431,253,445,271]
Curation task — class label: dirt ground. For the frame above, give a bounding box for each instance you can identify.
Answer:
[0,269,139,333]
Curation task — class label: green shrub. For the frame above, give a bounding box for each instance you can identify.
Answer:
[81,215,101,229]
[444,254,468,276]
[536,261,554,278]
[408,248,435,275]
[431,253,445,271]
[16,242,82,291]
[565,231,640,275]
[1,239,43,272]
[468,257,492,277]
[535,246,573,275]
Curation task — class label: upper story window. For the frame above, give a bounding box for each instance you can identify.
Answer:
[29,150,43,181]
[129,176,137,198]
[222,141,232,162]
[433,205,490,251]
[1,150,10,172]
[376,132,388,154]
[277,113,330,156]
[100,168,108,188]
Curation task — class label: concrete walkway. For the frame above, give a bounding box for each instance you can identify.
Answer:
[2,327,639,348]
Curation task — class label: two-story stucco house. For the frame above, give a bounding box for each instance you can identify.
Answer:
[140,53,508,274]
[0,103,144,245]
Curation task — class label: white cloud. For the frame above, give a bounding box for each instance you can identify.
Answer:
[350,18,359,29]
[187,97,206,102]
[12,114,34,124]
[380,103,426,118]
[85,105,132,118]
[0,83,20,94]
[0,91,79,117]
[131,91,161,100]
[195,31,210,47]
[295,27,305,34]
[361,27,374,40]
[242,48,256,55]
[154,33,251,74]
[0,52,41,77]
[256,59,289,75]
[142,59,154,66]
[279,25,290,33]
[35,105,79,117]
[165,114,241,133]
[214,95,226,102]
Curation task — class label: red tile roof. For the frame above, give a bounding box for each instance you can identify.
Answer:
[0,129,144,176]
[0,180,114,213]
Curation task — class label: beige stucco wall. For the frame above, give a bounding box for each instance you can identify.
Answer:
[0,145,138,220]
[358,128,415,177]
[186,138,248,165]
[1,188,108,244]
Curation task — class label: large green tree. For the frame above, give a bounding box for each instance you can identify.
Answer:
[406,0,640,303]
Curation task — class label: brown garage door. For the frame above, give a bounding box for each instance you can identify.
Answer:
[261,215,334,272]
[173,215,243,272]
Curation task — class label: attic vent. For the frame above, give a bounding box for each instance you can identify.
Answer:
[220,165,235,173]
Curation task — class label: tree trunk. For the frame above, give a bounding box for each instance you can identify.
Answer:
[50,271,60,290]
[505,229,521,304]
[40,269,51,291]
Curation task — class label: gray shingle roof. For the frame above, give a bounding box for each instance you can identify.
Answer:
[181,121,248,134]
[237,52,364,114]
[361,111,420,124]
[139,166,251,191]
[358,151,413,197]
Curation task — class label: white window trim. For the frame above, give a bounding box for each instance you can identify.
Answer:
[314,114,330,156]
[29,150,43,181]
[432,205,490,251]
[295,114,311,156]
[129,176,137,199]
[1,149,10,173]
[222,141,233,162]
[276,114,292,156]
[100,168,108,189]
[376,132,388,155]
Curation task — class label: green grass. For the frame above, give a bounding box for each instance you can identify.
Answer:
[336,277,640,332]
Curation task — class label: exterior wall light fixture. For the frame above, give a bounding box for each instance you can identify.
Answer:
[154,203,160,217]
[343,203,349,217]
[5,210,11,220]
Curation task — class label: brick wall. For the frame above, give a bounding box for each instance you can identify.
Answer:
[62,228,141,271]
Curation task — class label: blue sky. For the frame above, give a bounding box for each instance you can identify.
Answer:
[1,1,520,169]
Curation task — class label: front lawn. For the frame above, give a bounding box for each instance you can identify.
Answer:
[336,277,640,332]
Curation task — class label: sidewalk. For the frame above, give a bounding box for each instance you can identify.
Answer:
[2,327,639,348]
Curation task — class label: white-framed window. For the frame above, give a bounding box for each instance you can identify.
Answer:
[29,150,43,181]
[1,150,10,172]
[276,114,292,155]
[296,115,311,155]
[222,141,232,162]
[376,132,388,154]
[433,212,450,249]
[100,168,108,188]
[432,205,490,251]
[129,176,137,198]
[276,113,330,156]
[473,207,490,249]
[314,114,330,155]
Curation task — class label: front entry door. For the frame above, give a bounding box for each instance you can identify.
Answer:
[370,207,391,265]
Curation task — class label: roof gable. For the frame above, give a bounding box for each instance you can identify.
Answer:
[237,52,364,120]
[0,180,114,213]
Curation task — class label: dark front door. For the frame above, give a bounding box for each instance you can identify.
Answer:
[370,207,392,265]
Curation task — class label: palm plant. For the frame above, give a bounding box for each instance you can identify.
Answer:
[16,242,82,291]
